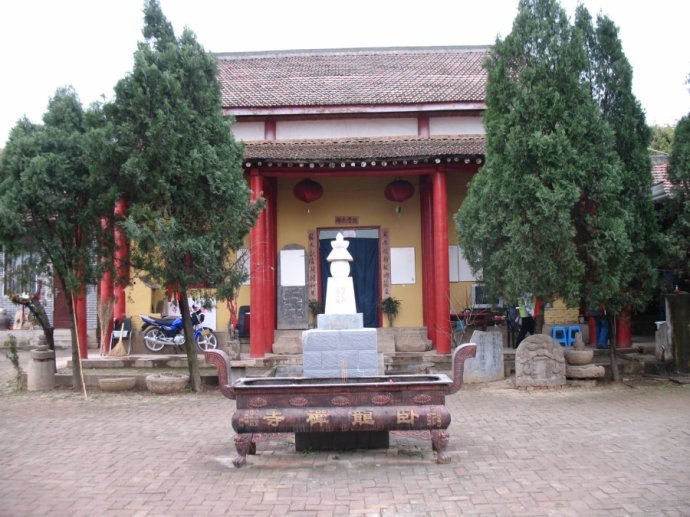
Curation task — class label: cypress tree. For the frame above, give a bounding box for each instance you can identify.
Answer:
[575,7,660,312]
[666,113,690,281]
[455,0,630,311]
[105,0,260,391]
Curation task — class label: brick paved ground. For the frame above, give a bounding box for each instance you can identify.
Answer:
[0,377,689,516]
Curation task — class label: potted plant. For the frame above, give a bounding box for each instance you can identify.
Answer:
[308,299,324,328]
[381,296,401,327]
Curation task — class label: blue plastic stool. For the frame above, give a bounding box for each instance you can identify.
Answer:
[566,325,581,346]
[551,326,568,346]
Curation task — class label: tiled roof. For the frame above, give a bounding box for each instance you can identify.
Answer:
[217,47,489,108]
[652,161,672,194]
[243,135,485,163]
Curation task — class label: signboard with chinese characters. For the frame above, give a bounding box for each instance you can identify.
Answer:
[381,228,391,298]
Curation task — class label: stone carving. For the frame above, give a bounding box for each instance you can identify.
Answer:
[564,332,604,379]
[515,334,566,388]
[277,244,309,329]
[303,233,380,378]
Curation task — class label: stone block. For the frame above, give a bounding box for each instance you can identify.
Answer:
[377,329,396,354]
[343,329,377,350]
[395,329,432,352]
[302,329,341,352]
[515,334,566,388]
[302,352,322,370]
[317,313,363,329]
[272,334,302,354]
[463,330,505,384]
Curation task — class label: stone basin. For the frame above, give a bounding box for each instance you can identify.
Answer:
[564,348,594,366]
[145,372,189,394]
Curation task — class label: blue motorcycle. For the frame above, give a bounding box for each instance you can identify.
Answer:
[140,307,218,353]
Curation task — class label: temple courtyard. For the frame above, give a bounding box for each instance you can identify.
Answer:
[1,350,689,516]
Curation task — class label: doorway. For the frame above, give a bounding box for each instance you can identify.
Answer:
[318,228,380,328]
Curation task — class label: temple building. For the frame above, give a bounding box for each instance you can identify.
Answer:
[127,46,490,357]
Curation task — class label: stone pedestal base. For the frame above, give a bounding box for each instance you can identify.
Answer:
[565,364,605,379]
[27,348,55,392]
[302,328,380,377]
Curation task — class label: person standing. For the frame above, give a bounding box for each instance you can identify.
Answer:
[515,293,535,347]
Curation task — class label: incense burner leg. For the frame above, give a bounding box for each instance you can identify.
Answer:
[233,433,254,468]
[431,430,451,464]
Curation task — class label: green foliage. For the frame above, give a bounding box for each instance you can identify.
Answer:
[104,1,261,390]
[2,335,23,390]
[0,88,113,295]
[0,87,113,390]
[107,0,259,301]
[576,7,660,311]
[381,296,401,317]
[455,0,630,310]
[650,125,674,155]
[665,114,690,279]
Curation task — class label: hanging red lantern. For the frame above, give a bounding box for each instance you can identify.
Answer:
[293,179,323,203]
[384,179,415,202]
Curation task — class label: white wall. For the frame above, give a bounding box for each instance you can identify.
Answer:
[430,116,485,135]
[277,117,418,140]
[232,121,264,141]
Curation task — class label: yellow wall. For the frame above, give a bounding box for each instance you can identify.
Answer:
[544,299,580,325]
[448,172,475,314]
[126,275,155,330]
[126,170,475,330]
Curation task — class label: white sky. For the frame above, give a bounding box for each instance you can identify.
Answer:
[1,0,689,146]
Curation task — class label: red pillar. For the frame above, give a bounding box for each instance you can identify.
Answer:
[113,199,129,321]
[432,167,451,354]
[420,176,435,343]
[616,307,632,348]
[249,169,267,358]
[76,288,88,359]
[99,217,114,354]
[264,177,277,354]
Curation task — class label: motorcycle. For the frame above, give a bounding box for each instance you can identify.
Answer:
[140,307,218,353]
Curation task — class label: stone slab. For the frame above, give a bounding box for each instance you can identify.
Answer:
[317,313,364,330]
[277,244,309,330]
[463,330,505,384]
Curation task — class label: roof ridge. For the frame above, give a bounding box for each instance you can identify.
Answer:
[216,45,491,60]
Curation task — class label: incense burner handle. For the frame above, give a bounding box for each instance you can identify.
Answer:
[447,343,477,395]
[205,349,236,400]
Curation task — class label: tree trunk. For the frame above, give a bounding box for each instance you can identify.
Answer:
[69,314,83,391]
[179,291,202,392]
[608,312,620,382]
[9,293,57,371]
